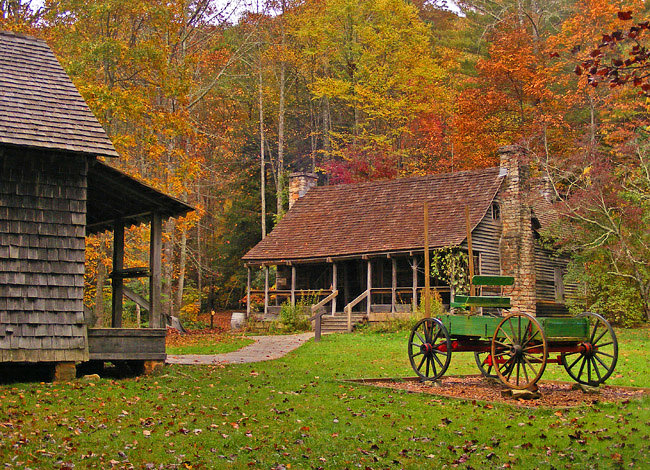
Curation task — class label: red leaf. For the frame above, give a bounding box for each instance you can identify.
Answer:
[617,11,633,21]
[574,65,583,75]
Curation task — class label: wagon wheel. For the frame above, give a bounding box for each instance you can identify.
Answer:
[408,317,452,382]
[474,351,497,378]
[491,312,547,390]
[561,312,618,386]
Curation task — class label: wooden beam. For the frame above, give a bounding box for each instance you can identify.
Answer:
[264,266,269,316]
[367,260,372,316]
[291,265,296,307]
[246,267,252,319]
[111,219,124,328]
[343,263,350,306]
[465,205,476,297]
[123,286,150,311]
[149,212,162,328]
[412,257,418,313]
[391,257,397,313]
[424,202,431,318]
[331,262,337,316]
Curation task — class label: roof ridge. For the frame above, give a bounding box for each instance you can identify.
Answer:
[0,30,45,43]
[308,166,502,193]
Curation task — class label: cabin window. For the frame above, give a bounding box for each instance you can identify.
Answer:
[491,202,500,221]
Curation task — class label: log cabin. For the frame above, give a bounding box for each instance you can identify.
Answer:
[0,30,192,380]
[243,146,578,333]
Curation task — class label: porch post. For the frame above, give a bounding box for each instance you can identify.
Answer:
[111,218,124,328]
[264,266,269,316]
[246,266,251,319]
[391,257,397,313]
[331,262,337,316]
[412,256,418,313]
[291,265,296,307]
[343,263,350,306]
[366,259,372,316]
[149,212,162,328]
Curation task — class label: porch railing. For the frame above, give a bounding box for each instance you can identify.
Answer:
[343,289,370,333]
[310,290,339,342]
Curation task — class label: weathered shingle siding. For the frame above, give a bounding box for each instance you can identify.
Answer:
[0,149,88,362]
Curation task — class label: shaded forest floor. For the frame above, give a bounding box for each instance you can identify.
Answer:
[0,327,648,469]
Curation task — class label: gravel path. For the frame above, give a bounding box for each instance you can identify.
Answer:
[166,332,313,365]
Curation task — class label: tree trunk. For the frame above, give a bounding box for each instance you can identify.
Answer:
[163,218,176,325]
[176,227,187,316]
[276,0,287,220]
[259,52,267,239]
[276,60,286,219]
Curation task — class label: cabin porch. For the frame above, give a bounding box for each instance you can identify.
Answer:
[82,161,192,369]
[245,254,461,327]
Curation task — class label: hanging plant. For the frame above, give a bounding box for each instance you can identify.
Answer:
[430,248,470,295]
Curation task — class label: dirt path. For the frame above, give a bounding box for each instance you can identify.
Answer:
[165,332,313,365]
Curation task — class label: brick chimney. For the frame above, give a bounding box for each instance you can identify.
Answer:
[498,145,537,316]
[289,172,317,209]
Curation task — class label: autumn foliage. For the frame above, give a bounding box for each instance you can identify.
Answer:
[1,0,649,324]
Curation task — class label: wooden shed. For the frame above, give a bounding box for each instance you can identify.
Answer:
[243,146,577,333]
[0,30,192,379]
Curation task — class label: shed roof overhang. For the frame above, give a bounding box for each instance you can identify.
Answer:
[86,160,193,234]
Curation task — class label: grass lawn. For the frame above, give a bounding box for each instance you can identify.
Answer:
[166,332,254,355]
[1,327,648,469]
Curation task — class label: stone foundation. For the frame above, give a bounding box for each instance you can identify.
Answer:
[53,361,77,382]
[143,360,164,375]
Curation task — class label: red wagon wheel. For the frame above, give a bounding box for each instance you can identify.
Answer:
[561,312,618,386]
[408,317,452,381]
[491,312,547,390]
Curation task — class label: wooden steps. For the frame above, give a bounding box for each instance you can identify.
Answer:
[320,312,367,334]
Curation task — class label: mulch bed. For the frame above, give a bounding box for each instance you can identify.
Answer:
[347,375,650,408]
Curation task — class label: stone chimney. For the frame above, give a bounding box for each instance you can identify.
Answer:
[498,145,537,316]
[288,172,318,209]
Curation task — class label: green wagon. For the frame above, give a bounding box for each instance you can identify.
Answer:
[407,275,618,390]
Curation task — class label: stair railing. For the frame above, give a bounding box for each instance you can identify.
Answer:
[343,289,370,333]
[310,290,339,342]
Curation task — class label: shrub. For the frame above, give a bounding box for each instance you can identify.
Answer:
[270,299,312,334]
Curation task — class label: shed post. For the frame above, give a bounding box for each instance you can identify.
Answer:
[246,266,252,319]
[366,260,372,316]
[264,266,269,316]
[111,219,124,328]
[331,262,337,316]
[149,211,162,328]
[291,265,296,307]
[412,257,418,313]
[391,257,397,313]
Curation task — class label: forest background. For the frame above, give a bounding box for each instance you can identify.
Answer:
[1,0,649,326]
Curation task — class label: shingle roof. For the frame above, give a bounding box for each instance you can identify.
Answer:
[0,30,118,157]
[86,161,194,234]
[243,167,505,263]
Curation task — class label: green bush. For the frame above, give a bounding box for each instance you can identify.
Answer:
[364,292,447,334]
[270,299,312,334]
[566,258,645,327]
